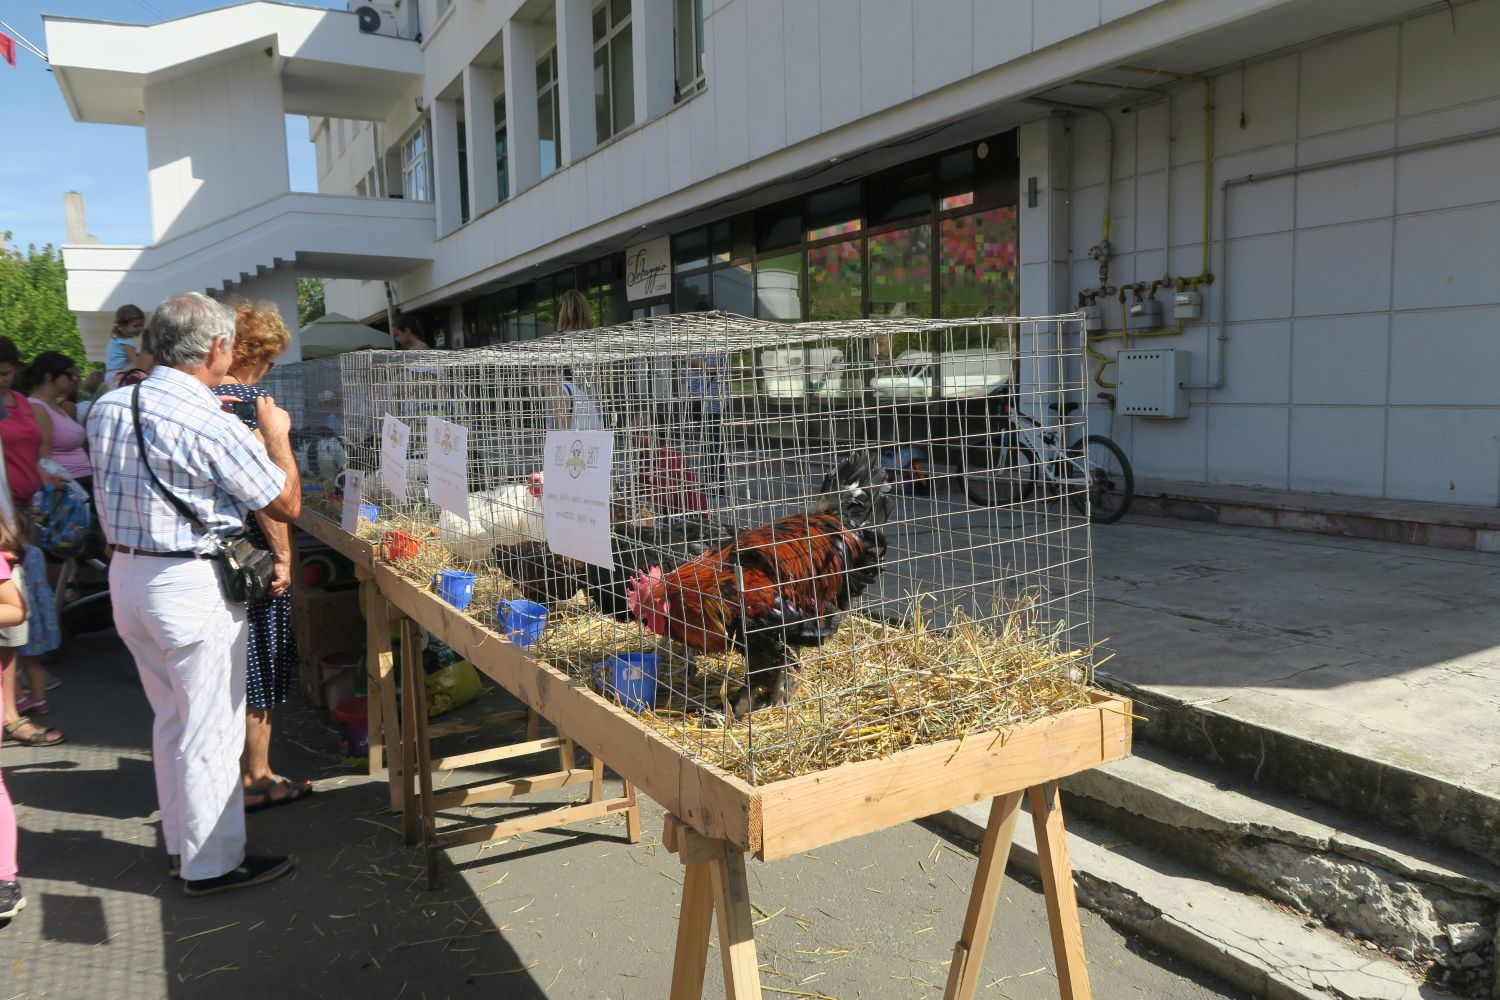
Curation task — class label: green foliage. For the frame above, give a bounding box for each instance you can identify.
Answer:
[0,236,86,361]
[297,277,326,328]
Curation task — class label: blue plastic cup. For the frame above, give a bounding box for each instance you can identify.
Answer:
[595,653,659,712]
[499,599,548,648]
[359,502,379,523]
[434,570,476,611]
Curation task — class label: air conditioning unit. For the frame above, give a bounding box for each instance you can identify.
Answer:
[348,1,399,37]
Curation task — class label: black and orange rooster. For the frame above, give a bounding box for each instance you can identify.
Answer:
[625,453,891,715]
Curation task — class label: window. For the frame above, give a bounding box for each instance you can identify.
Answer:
[673,0,705,101]
[537,48,561,179]
[807,240,862,320]
[939,206,1018,318]
[868,224,933,318]
[755,251,802,321]
[673,221,752,314]
[592,0,635,143]
[494,94,509,202]
[457,120,469,223]
[401,124,431,202]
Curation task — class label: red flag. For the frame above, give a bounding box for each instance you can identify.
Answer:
[0,34,16,67]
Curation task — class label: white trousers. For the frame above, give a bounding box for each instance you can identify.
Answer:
[111,553,247,881]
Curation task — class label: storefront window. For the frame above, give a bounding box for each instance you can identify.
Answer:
[674,271,711,312]
[713,261,753,315]
[940,206,1018,318]
[755,251,802,321]
[868,224,932,318]
[807,240,862,320]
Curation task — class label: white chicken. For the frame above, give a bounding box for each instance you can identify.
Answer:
[436,471,546,561]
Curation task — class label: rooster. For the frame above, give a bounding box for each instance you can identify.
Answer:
[437,471,545,561]
[625,453,890,715]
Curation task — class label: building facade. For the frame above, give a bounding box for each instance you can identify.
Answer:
[46,0,1500,506]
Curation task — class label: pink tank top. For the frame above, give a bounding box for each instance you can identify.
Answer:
[0,392,42,505]
[34,398,92,482]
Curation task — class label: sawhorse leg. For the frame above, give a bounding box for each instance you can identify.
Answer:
[362,576,404,814]
[399,619,440,888]
[943,784,1091,1000]
[664,816,762,1000]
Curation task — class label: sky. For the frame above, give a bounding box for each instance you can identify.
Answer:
[1,0,339,252]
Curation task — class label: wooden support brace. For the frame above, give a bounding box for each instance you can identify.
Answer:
[431,767,594,810]
[1029,782,1092,1000]
[434,794,636,850]
[663,814,762,999]
[943,789,1025,1000]
[431,737,564,772]
[365,581,404,814]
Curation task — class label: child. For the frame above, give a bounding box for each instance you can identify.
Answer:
[103,304,145,389]
[0,512,29,920]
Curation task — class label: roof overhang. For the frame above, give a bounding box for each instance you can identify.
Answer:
[44,1,423,125]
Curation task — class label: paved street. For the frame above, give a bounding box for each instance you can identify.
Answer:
[0,627,1248,1000]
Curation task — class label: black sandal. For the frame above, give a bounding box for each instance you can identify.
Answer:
[3,720,65,747]
[244,776,313,813]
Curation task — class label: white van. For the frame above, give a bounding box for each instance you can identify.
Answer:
[871,348,1012,400]
[760,347,848,400]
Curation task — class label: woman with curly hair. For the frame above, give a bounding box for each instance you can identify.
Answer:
[219,303,310,811]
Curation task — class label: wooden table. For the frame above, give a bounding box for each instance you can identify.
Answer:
[373,561,1131,998]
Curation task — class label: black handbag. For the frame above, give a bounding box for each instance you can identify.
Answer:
[130,383,276,604]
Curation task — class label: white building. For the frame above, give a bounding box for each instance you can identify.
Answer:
[46,0,1500,507]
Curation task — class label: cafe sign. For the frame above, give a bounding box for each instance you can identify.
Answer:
[625,236,671,301]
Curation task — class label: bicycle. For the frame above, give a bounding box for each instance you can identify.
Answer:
[963,391,1135,523]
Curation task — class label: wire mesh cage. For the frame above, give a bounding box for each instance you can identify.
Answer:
[296,312,1103,784]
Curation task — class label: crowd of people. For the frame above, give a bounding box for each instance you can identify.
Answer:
[0,294,313,918]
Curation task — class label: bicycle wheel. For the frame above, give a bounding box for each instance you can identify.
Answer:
[964,433,1042,506]
[1067,434,1134,523]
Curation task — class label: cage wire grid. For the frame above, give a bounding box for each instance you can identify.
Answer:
[278,312,1098,784]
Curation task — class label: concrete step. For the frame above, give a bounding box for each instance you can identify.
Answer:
[1133,479,1500,553]
[1059,745,1500,998]
[933,799,1443,1000]
[1096,674,1500,870]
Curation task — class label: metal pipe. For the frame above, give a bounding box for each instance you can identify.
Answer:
[1184,123,1500,390]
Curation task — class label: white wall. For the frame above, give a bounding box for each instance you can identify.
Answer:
[1058,2,1500,506]
[145,53,289,242]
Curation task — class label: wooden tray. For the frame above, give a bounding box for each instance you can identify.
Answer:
[373,563,1131,861]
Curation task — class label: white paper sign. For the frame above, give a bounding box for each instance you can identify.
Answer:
[380,413,411,504]
[426,417,470,521]
[543,430,614,570]
[624,237,671,301]
[339,470,366,535]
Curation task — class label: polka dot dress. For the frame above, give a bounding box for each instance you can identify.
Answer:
[220,382,298,709]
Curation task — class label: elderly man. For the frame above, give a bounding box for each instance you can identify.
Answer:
[88,293,302,896]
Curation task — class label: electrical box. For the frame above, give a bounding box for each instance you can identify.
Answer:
[1127,297,1163,331]
[1116,349,1190,418]
[1173,289,1202,321]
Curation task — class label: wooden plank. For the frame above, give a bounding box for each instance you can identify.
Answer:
[942,791,1024,1000]
[405,617,441,889]
[434,796,632,849]
[1029,782,1092,1000]
[709,843,763,1000]
[622,780,641,843]
[399,617,420,847]
[669,861,715,1000]
[431,767,595,809]
[374,564,758,851]
[296,512,374,569]
[431,738,564,772]
[755,697,1132,861]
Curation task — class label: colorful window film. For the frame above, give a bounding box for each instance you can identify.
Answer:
[868,224,933,318]
[806,219,861,242]
[940,206,1018,318]
[807,240,863,320]
[939,191,975,211]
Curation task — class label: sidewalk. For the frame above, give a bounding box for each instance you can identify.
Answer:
[1089,514,1500,858]
[0,628,1245,999]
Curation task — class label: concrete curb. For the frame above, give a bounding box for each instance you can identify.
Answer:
[932,801,1436,1000]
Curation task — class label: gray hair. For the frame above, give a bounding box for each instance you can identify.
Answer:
[147,293,235,368]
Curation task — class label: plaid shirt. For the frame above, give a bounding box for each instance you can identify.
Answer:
[87,366,285,553]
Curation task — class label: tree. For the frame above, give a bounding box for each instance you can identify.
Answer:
[297,277,326,328]
[0,236,86,361]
